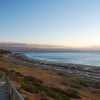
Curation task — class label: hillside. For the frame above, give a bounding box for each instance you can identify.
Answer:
[0,49,100,100]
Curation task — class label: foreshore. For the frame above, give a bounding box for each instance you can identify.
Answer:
[6,53,100,81]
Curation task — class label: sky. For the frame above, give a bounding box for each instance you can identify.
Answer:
[0,0,100,48]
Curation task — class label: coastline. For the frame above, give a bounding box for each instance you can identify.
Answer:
[6,53,100,81]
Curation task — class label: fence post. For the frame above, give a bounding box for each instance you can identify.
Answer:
[11,89,15,100]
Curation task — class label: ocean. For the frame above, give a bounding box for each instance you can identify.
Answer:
[12,50,100,66]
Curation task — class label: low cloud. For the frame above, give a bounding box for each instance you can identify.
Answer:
[0,42,27,47]
[0,42,100,50]
[0,42,68,49]
[89,45,100,49]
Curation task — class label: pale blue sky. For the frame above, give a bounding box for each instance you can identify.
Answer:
[0,0,100,47]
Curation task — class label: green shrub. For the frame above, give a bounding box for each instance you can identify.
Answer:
[71,77,89,87]
[0,55,2,58]
[79,82,89,87]
[51,87,80,99]
[22,75,80,99]
[15,72,24,77]
[90,82,100,89]
[24,97,32,100]
[0,49,11,55]
[71,77,100,88]
[38,85,70,100]
[61,82,68,86]
[21,83,39,93]
[40,98,49,100]
[57,72,68,77]
[9,70,15,73]
[6,71,21,82]
[0,67,8,72]
[70,85,81,89]
[24,75,43,85]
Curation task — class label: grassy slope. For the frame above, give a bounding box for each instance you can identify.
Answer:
[0,51,100,100]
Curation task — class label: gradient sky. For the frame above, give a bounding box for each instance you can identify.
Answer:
[0,0,100,48]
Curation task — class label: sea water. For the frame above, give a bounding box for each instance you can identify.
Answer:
[12,50,100,66]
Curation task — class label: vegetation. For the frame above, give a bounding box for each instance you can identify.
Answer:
[0,66,80,100]
[0,54,2,58]
[0,62,100,100]
[57,72,68,77]
[61,82,68,86]
[40,98,49,100]
[37,85,71,100]
[70,85,81,89]
[0,67,8,72]
[15,72,24,77]
[71,77,100,89]
[24,97,32,100]
[0,49,11,55]
[24,75,43,86]
[21,75,81,100]
[21,83,39,93]
[50,87,80,99]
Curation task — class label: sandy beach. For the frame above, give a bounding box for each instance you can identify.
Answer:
[6,53,100,81]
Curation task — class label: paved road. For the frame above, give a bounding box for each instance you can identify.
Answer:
[0,77,8,100]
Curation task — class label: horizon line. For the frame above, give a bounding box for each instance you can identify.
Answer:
[0,41,100,49]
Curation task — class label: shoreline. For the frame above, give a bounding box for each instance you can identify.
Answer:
[26,55,100,67]
[12,52,100,67]
[6,53,100,81]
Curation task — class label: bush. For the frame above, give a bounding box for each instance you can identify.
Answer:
[15,72,24,77]
[38,85,70,100]
[61,82,68,86]
[21,83,39,93]
[71,77,89,87]
[90,82,100,89]
[0,67,8,72]
[51,87,81,99]
[24,97,32,100]
[57,72,68,77]
[40,98,49,100]
[6,71,21,82]
[9,70,15,73]
[24,75,43,85]
[0,49,11,55]
[70,85,81,89]
[79,82,89,87]
[0,55,2,58]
